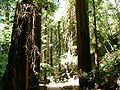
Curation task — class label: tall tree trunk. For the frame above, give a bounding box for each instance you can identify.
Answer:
[43,11,47,85]
[76,0,91,73]
[92,0,100,87]
[57,21,61,81]
[49,30,53,67]
[1,1,41,90]
[30,5,42,89]
[92,0,99,71]
[76,0,92,89]
[47,28,50,64]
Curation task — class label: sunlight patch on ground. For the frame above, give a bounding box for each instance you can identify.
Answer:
[46,78,79,88]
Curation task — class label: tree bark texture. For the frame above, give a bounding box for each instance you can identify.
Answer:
[1,2,41,90]
[76,0,92,89]
[76,0,91,74]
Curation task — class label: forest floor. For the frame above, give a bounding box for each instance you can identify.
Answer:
[47,87,64,90]
[40,78,79,90]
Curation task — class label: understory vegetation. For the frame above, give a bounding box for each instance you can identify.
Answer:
[0,0,120,89]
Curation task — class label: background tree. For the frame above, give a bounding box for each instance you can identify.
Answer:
[0,0,120,89]
[92,0,100,86]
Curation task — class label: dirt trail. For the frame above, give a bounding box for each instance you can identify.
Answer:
[47,87,64,90]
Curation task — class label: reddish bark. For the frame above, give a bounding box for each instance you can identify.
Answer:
[76,0,91,74]
[1,2,41,90]
[76,0,92,89]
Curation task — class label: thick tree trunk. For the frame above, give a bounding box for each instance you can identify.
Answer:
[76,0,91,74]
[1,2,41,90]
[76,0,92,89]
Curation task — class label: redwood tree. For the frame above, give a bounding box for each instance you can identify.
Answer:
[92,0,100,84]
[1,0,41,90]
[76,0,92,89]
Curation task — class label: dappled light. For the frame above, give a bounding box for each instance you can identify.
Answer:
[0,0,120,90]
